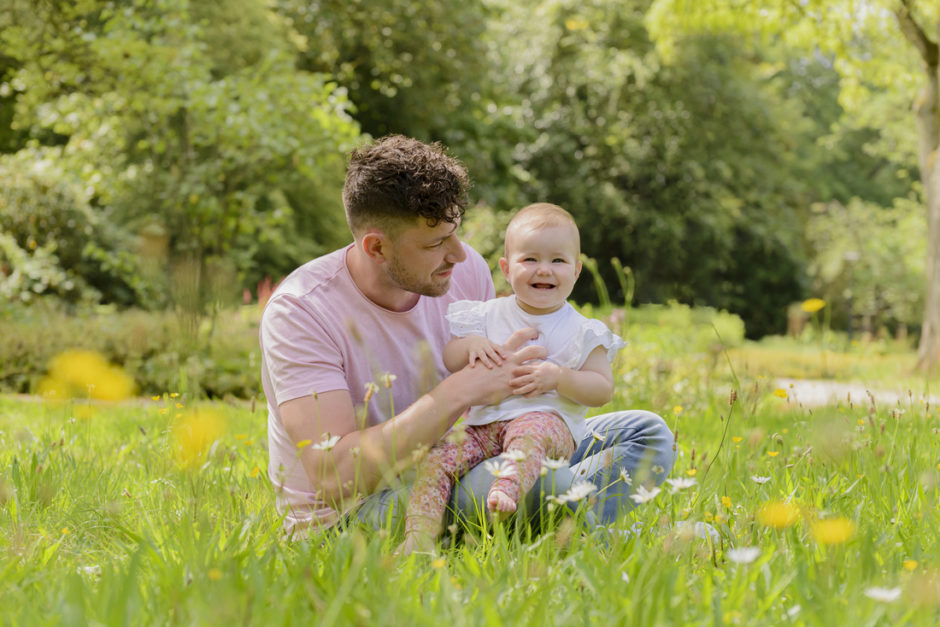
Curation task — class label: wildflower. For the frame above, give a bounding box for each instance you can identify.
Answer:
[430,558,447,569]
[773,389,788,399]
[170,392,179,398]
[665,477,696,492]
[619,468,633,486]
[756,501,801,529]
[208,569,223,581]
[686,468,697,477]
[652,465,665,475]
[249,466,261,478]
[151,395,161,401]
[483,460,517,479]
[810,517,855,545]
[590,430,606,442]
[672,405,683,415]
[62,527,70,535]
[382,372,397,388]
[750,475,771,484]
[363,382,379,403]
[541,457,568,474]
[903,560,919,571]
[37,350,136,401]
[503,449,527,462]
[801,298,826,313]
[721,496,732,508]
[79,565,102,577]
[561,481,598,503]
[727,547,760,564]
[172,409,227,468]
[295,439,311,449]
[864,587,901,603]
[767,451,780,457]
[732,436,743,443]
[311,434,341,451]
[629,485,661,504]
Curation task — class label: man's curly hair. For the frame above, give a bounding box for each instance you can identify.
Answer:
[342,135,470,236]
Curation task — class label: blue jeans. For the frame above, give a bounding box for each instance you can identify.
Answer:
[353,410,675,531]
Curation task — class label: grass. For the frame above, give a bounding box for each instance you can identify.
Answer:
[1,308,939,625]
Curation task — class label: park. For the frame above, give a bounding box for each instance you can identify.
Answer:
[1,1,939,625]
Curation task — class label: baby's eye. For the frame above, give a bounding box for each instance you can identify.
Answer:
[523,257,537,262]
[552,258,567,263]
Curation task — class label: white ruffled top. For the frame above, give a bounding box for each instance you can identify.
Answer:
[446,296,626,444]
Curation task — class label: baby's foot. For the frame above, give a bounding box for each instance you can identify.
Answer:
[395,531,435,557]
[487,489,517,521]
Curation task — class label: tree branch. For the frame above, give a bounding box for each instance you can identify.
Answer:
[895,0,939,68]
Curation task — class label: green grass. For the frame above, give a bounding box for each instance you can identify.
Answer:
[1,314,939,625]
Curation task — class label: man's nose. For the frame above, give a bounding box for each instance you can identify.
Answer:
[445,236,467,263]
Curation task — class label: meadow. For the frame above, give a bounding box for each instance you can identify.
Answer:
[1,304,938,626]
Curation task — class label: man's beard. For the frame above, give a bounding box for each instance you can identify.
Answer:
[386,256,452,297]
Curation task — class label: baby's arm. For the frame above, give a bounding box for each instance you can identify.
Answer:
[510,345,614,407]
[443,335,507,372]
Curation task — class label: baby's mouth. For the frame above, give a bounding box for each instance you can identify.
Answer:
[531,283,555,290]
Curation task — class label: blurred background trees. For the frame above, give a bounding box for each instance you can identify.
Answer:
[0,0,929,348]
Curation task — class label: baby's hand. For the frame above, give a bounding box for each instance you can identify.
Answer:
[510,361,562,397]
[466,336,508,369]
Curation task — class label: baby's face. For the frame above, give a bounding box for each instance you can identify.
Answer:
[499,222,582,315]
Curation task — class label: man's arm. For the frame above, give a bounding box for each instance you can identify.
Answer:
[281,339,547,509]
[510,345,614,407]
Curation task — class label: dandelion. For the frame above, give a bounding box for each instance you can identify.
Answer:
[721,496,732,508]
[665,477,696,492]
[249,466,261,478]
[672,405,683,415]
[750,475,771,484]
[864,587,901,603]
[801,298,826,313]
[151,395,161,401]
[37,350,136,401]
[619,468,633,486]
[757,501,801,529]
[170,393,179,398]
[732,436,743,443]
[483,460,517,479]
[727,547,761,565]
[903,560,919,571]
[629,485,661,504]
[311,434,341,451]
[172,409,227,468]
[773,389,788,399]
[810,517,855,545]
[686,468,698,477]
[61,527,70,535]
[295,439,311,449]
[767,451,780,457]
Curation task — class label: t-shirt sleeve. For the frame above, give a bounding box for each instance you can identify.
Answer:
[464,243,496,301]
[260,294,348,406]
[577,319,626,367]
[446,300,488,337]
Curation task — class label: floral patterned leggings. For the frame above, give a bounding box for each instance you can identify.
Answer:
[405,411,576,539]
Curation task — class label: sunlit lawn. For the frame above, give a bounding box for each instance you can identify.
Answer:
[1,330,939,625]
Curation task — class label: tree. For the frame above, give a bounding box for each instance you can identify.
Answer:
[646,0,940,367]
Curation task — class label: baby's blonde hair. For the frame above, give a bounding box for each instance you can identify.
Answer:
[504,203,580,257]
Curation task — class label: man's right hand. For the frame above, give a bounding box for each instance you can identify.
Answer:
[457,327,546,407]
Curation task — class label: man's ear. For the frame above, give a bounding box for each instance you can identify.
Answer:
[498,257,510,279]
[360,230,389,264]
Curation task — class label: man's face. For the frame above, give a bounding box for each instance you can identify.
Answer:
[383,217,467,297]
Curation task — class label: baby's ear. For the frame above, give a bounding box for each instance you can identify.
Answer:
[574,258,583,277]
[498,257,510,278]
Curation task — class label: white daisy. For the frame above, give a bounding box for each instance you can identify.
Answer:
[629,485,661,504]
[503,449,527,462]
[726,547,760,564]
[863,587,902,603]
[750,475,771,484]
[665,477,697,492]
[483,459,517,479]
[619,468,633,486]
[541,457,568,470]
[311,434,341,451]
[590,430,606,442]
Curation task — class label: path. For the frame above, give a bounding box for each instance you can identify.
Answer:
[775,377,939,408]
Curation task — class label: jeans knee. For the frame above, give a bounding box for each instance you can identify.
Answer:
[639,411,676,475]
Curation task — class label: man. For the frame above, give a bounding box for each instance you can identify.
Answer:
[260,135,674,537]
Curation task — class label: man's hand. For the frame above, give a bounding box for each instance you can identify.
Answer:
[457,331,546,407]
[510,360,562,397]
[465,335,508,368]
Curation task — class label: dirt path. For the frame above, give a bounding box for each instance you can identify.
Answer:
[775,377,939,408]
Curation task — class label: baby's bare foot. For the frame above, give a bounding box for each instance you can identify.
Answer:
[487,489,517,519]
[395,532,434,557]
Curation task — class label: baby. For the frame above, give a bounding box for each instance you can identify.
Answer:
[399,202,625,553]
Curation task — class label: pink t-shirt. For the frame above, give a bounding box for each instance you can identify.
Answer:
[260,242,494,531]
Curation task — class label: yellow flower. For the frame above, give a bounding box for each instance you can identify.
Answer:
[151,395,161,401]
[686,468,697,477]
[767,451,780,457]
[810,517,855,545]
[721,496,732,509]
[170,393,179,398]
[773,389,788,399]
[801,298,826,313]
[61,527,70,535]
[249,466,261,478]
[757,501,801,529]
[903,560,918,571]
[430,558,447,569]
[672,405,683,415]
[208,568,223,581]
[732,436,743,443]
[37,350,136,401]
[564,17,589,30]
[171,409,227,468]
[704,511,714,522]
[296,439,312,449]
